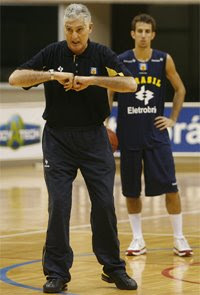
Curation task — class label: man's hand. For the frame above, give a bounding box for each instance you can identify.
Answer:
[154,116,175,130]
[72,76,93,91]
[55,72,74,90]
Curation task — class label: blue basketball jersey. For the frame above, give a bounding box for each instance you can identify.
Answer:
[116,49,171,150]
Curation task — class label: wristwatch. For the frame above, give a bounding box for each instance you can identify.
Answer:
[48,69,55,80]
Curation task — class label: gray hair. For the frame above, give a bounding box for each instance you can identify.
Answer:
[64,3,91,24]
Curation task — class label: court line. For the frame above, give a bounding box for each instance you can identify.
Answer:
[0,260,78,295]
[117,210,200,223]
[162,262,200,284]
[119,232,200,237]
[0,210,199,239]
[1,253,199,295]
[69,231,200,238]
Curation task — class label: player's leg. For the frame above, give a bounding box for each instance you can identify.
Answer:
[144,145,193,256]
[120,150,146,256]
[166,191,193,257]
[126,196,142,213]
[165,191,181,214]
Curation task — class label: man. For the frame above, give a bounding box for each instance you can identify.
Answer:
[109,14,193,257]
[9,4,138,293]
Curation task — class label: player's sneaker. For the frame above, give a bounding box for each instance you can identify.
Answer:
[125,238,147,256]
[173,237,193,257]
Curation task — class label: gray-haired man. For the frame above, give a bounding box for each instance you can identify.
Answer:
[9,3,138,293]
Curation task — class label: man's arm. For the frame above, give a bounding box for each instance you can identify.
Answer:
[71,76,137,93]
[9,69,74,88]
[154,54,186,130]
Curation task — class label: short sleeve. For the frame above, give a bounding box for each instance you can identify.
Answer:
[102,46,133,77]
[18,44,54,71]
[17,45,53,89]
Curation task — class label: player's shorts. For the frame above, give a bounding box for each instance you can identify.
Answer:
[120,144,178,197]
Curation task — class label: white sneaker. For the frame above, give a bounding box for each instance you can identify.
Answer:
[173,237,193,257]
[125,238,147,256]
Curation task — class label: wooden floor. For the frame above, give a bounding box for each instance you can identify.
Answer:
[0,160,200,295]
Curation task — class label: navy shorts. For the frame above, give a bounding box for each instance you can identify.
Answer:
[120,144,178,197]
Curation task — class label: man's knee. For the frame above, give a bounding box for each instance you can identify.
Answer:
[165,192,181,214]
[126,197,141,214]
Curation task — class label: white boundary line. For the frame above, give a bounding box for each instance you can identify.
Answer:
[0,210,199,239]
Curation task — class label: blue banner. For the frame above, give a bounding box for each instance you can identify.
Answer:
[164,104,200,153]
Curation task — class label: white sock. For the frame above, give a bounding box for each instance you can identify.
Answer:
[128,213,143,239]
[169,213,184,239]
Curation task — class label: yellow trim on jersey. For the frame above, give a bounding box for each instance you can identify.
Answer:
[106,67,124,77]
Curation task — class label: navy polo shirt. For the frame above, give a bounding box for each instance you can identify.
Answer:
[19,40,132,127]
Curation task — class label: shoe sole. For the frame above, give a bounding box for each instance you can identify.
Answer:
[173,248,193,257]
[101,273,137,290]
[101,273,114,284]
[125,247,147,256]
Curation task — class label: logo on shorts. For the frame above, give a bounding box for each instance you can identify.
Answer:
[44,159,50,168]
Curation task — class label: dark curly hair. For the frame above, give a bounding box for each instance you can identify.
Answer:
[131,14,156,32]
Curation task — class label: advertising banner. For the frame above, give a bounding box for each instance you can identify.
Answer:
[0,102,45,161]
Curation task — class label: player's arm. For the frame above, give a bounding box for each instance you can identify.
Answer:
[71,75,137,93]
[166,54,185,122]
[9,69,74,88]
[107,89,115,110]
[154,54,185,130]
[104,89,115,127]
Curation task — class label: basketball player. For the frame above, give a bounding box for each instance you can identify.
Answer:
[109,14,193,257]
[9,4,138,293]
